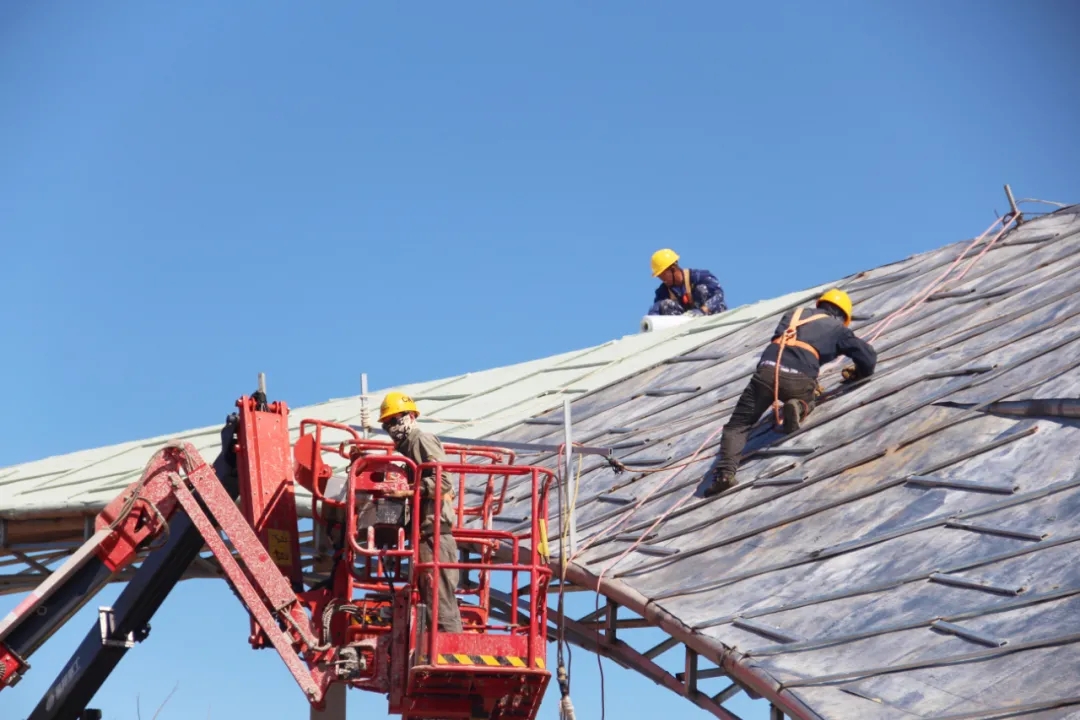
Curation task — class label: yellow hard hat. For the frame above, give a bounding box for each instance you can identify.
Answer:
[650,249,680,277]
[379,391,419,422]
[817,288,853,326]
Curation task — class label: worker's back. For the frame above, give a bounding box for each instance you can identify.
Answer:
[759,306,876,379]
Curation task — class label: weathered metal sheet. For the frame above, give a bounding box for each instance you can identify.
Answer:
[481,207,1080,718]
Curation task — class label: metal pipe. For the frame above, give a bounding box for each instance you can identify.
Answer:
[930,620,1007,648]
[564,399,577,555]
[1004,183,1022,225]
[906,475,1017,495]
[986,398,1080,419]
[928,572,1025,596]
[359,373,370,440]
[732,619,801,644]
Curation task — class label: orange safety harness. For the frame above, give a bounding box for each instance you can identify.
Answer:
[769,307,826,426]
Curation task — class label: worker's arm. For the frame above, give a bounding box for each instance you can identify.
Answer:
[690,269,727,314]
[647,284,669,315]
[416,432,454,500]
[837,329,877,380]
[646,301,665,315]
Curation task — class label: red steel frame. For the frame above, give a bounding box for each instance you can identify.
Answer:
[293,420,554,719]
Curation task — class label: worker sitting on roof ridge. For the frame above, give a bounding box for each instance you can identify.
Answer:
[703,289,877,497]
[379,391,464,633]
[647,248,727,316]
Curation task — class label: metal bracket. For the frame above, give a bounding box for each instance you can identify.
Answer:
[97,607,142,649]
[684,647,698,697]
[732,618,802,644]
[930,620,1007,648]
[907,474,1018,495]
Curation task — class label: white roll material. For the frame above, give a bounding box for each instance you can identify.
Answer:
[640,314,693,333]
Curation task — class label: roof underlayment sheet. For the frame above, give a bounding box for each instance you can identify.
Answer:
[4,205,1080,719]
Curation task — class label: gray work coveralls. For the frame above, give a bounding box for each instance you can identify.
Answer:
[394,426,464,633]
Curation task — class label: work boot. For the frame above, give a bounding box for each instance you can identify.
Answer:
[782,399,807,434]
[703,471,737,498]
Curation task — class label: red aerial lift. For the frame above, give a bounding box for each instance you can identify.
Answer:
[0,392,554,720]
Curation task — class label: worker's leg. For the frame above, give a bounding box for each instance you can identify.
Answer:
[693,285,727,315]
[707,369,775,493]
[418,534,463,633]
[651,299,685,315]
[777,373,818,433]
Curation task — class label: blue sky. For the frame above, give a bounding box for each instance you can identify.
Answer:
[1,1,1077,719]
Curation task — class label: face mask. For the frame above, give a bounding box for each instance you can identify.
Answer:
[383,414,413,443]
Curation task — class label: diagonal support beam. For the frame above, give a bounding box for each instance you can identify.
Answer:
[644,636,680,659]
[488,590,742,720]
[714,683,742,705]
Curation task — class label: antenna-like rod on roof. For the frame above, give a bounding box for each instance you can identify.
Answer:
[1004,184,1023,226]
[257,372,267,395]
[360,372,371,439]
[563,398,578,555]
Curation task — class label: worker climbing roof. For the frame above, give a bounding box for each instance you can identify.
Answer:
[704,286,877,495]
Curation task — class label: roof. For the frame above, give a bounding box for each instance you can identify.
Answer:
[0,283,827,522]
[4,204,1079,719]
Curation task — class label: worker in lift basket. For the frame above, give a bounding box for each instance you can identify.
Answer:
[703,289,877,497]
[647,248,728,316]
[379,391,464,634]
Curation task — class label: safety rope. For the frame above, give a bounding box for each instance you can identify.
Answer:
[865,214,1015,344]
[567,422,723,565]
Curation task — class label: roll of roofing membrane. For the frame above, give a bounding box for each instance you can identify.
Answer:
[640,314,693,333]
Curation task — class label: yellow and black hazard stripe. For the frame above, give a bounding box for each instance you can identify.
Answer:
[436,653,546,669]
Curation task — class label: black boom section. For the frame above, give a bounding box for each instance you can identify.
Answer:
[28,450,239,720]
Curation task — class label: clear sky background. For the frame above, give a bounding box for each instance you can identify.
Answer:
[1,2,1078,719]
